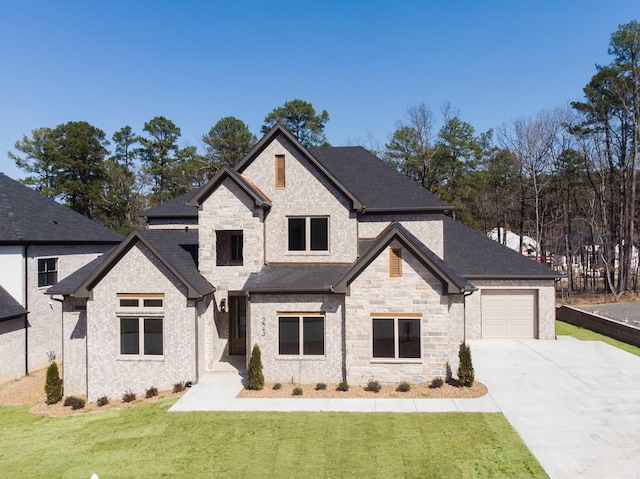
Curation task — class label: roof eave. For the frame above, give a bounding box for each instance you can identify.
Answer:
[245,287,335,294]
[463,274,563,280]
[363,206,453,214]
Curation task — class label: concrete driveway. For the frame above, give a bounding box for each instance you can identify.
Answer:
[471,337,640,479]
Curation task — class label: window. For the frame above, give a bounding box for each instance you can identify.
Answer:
[275,154,285,187]
[278,315,324,356]
[117,294,164,357]
[38,258,58,287]
[372,317,420,359]
[287,217,329,252]
[120,317,163,356]
[216,230,243,265]
[389,248,402,277]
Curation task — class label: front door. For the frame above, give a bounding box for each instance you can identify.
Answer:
[228,296,247,355]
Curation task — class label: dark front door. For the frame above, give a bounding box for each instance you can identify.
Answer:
[228,296,247,355]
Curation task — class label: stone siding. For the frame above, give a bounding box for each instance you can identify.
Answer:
[242,135,358,263]
[465,279,556,340]
[248,293,344,383]
[84,243,200,402]
[61,298,88,396]
[0,318,25,383]
[358,215,444,259]
[345,240,464,385]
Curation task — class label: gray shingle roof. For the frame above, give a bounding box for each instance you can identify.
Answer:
[49,230,214,299]
[309,147,451,213]
[244,264,353,293]
[138,191,198,219]
[188,166,272,209]
[0,285,26,321]
[442,215,561,278]
[0,173,122,244]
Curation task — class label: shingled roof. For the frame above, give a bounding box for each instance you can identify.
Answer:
[442,215,561,279]
[138,191,198,219]
[0,285,26,321]
[0,173,122,244]
[49,230,214,299]
[310,147,451,213]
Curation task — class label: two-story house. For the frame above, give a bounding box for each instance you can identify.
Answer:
[0,173,122,384]
[49,125,559,401]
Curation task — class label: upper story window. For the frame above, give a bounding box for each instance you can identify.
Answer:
[275,154,285,188]
[389,248,402,277]
[288,217,328,252]
[38,258,58,287]
[216,230,244,266]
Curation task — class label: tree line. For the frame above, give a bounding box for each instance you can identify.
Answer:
[9,21,640,297]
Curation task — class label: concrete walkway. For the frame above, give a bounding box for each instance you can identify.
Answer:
[471,337,640,479]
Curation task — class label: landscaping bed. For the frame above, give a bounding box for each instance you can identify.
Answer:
[238,380,487,399]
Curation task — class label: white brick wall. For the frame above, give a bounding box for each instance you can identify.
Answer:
[84,243,202,402]
[242,135,358,263]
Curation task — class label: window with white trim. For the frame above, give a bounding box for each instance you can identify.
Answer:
[287,217,329,252]
[118,295,164,357]
[278,314,325,356]
[372,317,421,359]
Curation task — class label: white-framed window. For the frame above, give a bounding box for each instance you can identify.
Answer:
[372,316,421,359]
[278,314,325,356]
[117,294,164,357]
[38,258,58,287]
[287,217,329,252]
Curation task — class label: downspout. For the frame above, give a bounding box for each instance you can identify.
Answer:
[194,299,200,385]
[462,289,473,343]
[23,244,29,376]
[51,296,64,387]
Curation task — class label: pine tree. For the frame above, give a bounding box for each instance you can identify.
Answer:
[245,344,264,390]
[457,342,475,387]
[45,361,63,404]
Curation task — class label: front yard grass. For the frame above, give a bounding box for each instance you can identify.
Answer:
[556,320,640,357]
[0,399,545,478]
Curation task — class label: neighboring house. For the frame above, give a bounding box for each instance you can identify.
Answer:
[49,125,560,401]
[488,227,539,259]
[0,173,122,384]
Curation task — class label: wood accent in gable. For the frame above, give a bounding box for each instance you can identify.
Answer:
[275,154,285,188]
[389,247,402,277]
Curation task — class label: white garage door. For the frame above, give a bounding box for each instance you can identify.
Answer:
[481,290,536,339]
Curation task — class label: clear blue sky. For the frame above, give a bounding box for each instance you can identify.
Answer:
[1,0,638,180]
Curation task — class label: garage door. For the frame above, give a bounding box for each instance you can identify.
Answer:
[481,290,535,339]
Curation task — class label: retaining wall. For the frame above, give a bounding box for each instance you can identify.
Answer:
[556,305,640,348]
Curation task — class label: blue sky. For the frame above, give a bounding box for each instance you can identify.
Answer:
[1,1,638,180]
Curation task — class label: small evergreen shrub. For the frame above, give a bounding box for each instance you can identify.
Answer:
[245,344,265,390]
[63,396,85,410]
[96,395,109,407]
[457,342,475,387]
[145,386,158,398]
[336,381,349,392]
[315,382,327,391]
[122,389,136,403]
[365,379,381,393]
[396,381,411,392]
[292,387,303,396]
[44,361,63,405]
[429,377,444,389]
[173,382,185,393]
[273,383,282,390]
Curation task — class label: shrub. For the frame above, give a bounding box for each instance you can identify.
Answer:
[292,387,303,396]
[315,382,327,391]
[96,395,109,407]
[245,344,265,390]
[173,382,185,393]
[365,379,381,393]
[44,362,63,405]
[396,381,411,392]
[273,383,282,390]
[429,377,444,389]
[457,342,475,387]
[63,396,85,410]
[145,386,158,398]
[122,389,136,403]
[336,381,349,392]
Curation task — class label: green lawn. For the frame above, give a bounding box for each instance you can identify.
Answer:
[556,320,640,357]
[0,399,545,478]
